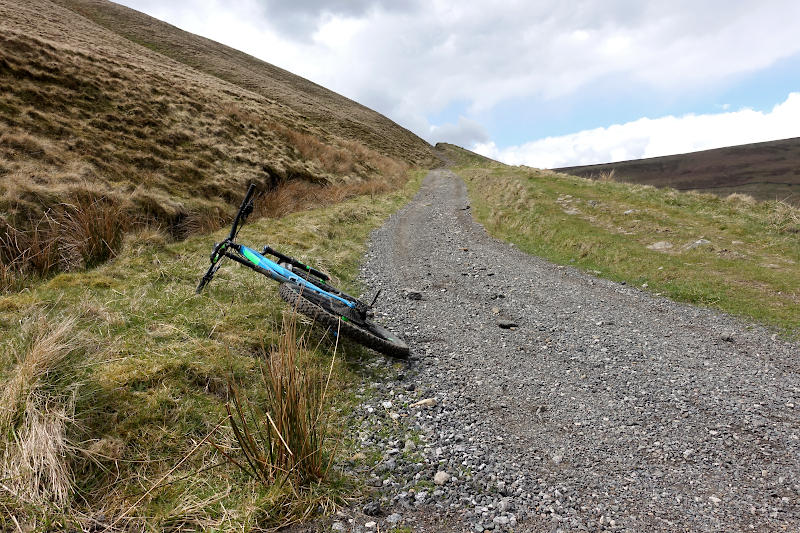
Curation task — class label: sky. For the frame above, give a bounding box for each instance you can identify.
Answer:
[118,0,800,168]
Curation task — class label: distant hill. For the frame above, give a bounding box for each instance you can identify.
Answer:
[555,137,800,205]
[0,0,434,281]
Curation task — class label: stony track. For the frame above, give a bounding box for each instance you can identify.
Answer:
[353,169,800,532]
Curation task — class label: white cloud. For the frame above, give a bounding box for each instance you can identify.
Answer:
[428,117,489,146]
[116,0,320,79]
[117,0,800,142]
[473,93,800,168]
[312,15,367,48]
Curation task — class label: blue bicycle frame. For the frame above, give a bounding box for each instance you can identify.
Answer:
[224,243,357,310]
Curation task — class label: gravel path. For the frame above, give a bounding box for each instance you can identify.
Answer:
[354,169,800,532]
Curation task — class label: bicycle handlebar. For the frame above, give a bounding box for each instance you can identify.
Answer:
[199,184,330,294]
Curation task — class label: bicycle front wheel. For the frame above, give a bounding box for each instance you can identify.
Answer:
[278,283,409,358]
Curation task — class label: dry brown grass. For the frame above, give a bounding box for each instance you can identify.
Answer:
[175,205,230,238]
[0,262,14,292]
[767,199,800,234]
[50,0,433,167]
[273,123,355,176]
[270,122,412,180]
[0,132,60,166]
[2,403,75,509]
[255,167,406,219]
[725,192,757,204]
[58,196,130,269]
[0,215,61,282]
[1,222,54,293]
[1,193,134,289]
[596,169,616,182]
[1,316,80,438]
[0,315,86,508]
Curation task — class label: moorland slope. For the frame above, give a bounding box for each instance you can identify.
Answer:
[51,0,432,165]
[556,137,800,204]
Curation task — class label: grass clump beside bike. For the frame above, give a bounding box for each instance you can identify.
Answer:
[0,170,426,531]
[224,312,333,488]
[441,143,799,335]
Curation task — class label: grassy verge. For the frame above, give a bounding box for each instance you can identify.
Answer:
[441,146,799,336]
[0,169,425,531]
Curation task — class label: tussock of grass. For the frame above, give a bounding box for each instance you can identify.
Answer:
[0,314,88,509]
[216,311,348,528]
[725,192,757,205]
[596,169,616,182]
[0,194,133,290]
[224,311,331,486]
[59,196,130,269]
[3,404,75,509]
[1,316,83,432]
[767,199,800,234]
[443,144,800,335]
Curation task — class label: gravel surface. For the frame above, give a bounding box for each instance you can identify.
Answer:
[350,169,800,532]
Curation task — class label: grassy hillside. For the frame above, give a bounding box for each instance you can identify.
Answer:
[0,0,434,287]
[51,0,432,165]
[555,137,800,205]
[438,144,800,335]
[0,168,425,530]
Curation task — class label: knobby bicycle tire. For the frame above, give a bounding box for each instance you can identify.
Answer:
[278,283,409,358]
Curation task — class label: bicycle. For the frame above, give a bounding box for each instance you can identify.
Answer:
[195,184,409,358]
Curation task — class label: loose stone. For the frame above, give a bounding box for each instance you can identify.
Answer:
[434,471,451,485]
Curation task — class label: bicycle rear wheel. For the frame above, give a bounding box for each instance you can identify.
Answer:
[279,283,409,358]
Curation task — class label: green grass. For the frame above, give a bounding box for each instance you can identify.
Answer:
[442,145,799,336]
[0,170,425,531]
